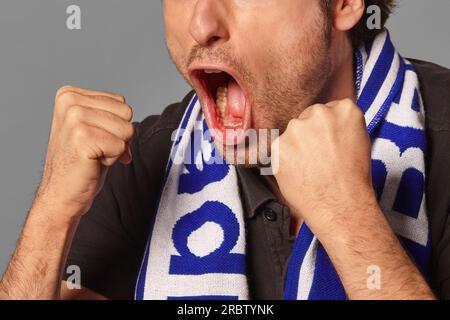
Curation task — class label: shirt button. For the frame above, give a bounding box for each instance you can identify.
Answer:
[262,208,277,222]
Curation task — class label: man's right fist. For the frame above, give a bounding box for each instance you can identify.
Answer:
[34,86,134,222]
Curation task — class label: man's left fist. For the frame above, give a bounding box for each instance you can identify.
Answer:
[271,99,376,234]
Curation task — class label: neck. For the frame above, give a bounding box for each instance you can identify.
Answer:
[321,32,357,103]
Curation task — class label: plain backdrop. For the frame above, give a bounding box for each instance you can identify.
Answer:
[0,0,449,276]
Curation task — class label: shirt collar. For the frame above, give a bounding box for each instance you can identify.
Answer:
[235,166,278,219]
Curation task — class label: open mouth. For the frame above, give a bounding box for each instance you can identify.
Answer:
[190,67,251,145]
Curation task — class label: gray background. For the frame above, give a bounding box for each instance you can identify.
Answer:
[0,0,449,275]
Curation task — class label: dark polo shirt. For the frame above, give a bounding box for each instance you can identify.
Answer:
[64,59,450,300]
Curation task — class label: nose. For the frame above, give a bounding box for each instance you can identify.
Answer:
[189,0,229,47]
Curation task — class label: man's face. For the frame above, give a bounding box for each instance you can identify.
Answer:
[164,0,332,164]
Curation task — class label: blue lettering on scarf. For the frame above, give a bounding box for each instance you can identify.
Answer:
[371,159,387,200]
[178,125,229,194]
[393,168,424,219]
[169,201,246,275]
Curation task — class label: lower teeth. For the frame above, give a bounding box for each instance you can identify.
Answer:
[223,122,243,128]
[216,86,227,118]
[215,85,242,128]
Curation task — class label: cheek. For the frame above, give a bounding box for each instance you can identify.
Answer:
[163,2,193,68]
[166,39,192,86]
[232,8,317,83]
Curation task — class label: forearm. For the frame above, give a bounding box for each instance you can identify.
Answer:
[314,199,435,300]
[0,86,132,300]
[0,202,80,300]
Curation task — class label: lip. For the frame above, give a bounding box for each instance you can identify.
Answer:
[188,62,252,146]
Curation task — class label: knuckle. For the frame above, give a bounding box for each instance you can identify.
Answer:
[116,120,134,141]
[113,139,127,156]
[309,104,328,122]
[55,85,75,99]
[65,105,84,126]
[102,91,126,103]
[306,104,326,118]
[119,122,134,141]
[310,103,324,109]
[286,118,301,132]
[71,125,89,146]
[117,94,126,104]
[119,139,127,152]
[347,103,364,119]
[299,105,313,119]
[57,91,78,108]
[342,98,354,106]
[125,123,135,140]
[312,103,326,114]
[124,104,133,121]
[107,92,126,104]
[341,98,358,113]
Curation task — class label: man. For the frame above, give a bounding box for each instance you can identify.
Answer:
[1,0,449,300]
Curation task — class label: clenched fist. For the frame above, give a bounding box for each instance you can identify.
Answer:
[272,99,375,235]
[34,86,134,222]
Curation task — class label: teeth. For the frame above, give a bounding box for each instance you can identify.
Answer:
[223,122,243,128]
[204,69,223,74]
[215,86,227,118]
[215,86,243,128]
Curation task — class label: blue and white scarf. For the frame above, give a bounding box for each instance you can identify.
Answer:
[135,30,430,300]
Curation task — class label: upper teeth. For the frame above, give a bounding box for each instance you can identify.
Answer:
[204,69,223,74]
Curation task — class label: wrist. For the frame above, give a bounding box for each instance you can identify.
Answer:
[304,185,381,240]
[30,197,82,228]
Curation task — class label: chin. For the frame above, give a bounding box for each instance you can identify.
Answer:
[214,134,274,171]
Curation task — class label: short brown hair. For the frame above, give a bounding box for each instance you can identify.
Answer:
[324,0,396,47]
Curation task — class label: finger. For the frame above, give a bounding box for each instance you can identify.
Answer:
[325,98,357,110]
[117,144,132,165]
[298,104,325,120]
[56,85,125,103]
[65,105,134,142]
[56,91,133,121]
[325,100,340,107]
[75,125,129,167]
[297,106,313,120]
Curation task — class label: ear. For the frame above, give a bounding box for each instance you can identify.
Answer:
[331,0,365,31]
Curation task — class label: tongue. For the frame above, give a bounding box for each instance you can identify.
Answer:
[227,79,245,118]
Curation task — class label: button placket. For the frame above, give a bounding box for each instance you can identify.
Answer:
[262,208,277,222]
